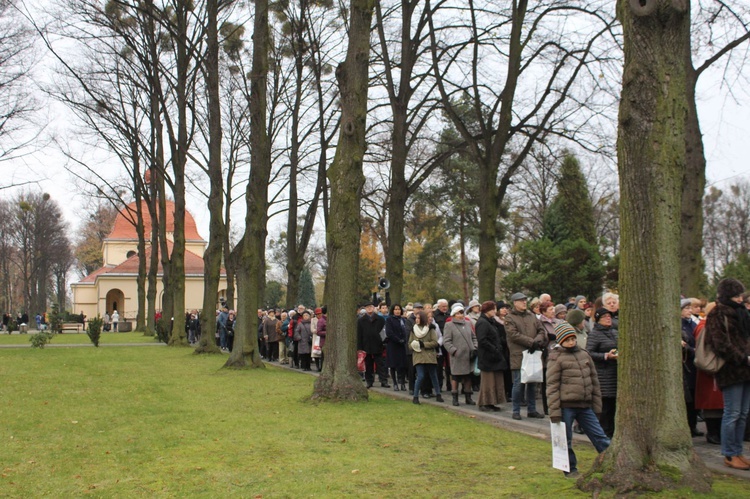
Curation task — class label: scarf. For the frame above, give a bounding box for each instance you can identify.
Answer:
[413,324,430,339]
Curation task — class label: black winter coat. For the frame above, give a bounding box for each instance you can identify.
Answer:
[385,315,408,369]
[681,318,697,401]
[586,323,618,398]
[476,314,508,372]
[705,302,750,389]
[357,313,386,354]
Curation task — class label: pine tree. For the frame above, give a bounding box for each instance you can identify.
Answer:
[298,267,316,309]
[503,153,604,299]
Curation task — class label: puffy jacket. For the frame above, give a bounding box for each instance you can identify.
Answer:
[505,308,546,370]
[546,346,602,420]
[585,323,618,398]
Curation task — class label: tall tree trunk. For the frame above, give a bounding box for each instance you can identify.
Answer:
[133,159,147,332]
[680,62,706,297]
[580,0,710,493]
[225,0,270,369]
[168,1,189,346]
[311,0,373,401]
[197,0,223,354]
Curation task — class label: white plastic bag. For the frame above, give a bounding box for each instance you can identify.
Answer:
[521,350,543,383]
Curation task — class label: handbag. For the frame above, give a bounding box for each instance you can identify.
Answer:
[357,350,366,372]
[521,350,544,383]
[695,319,726,374]
[311,334,322,358]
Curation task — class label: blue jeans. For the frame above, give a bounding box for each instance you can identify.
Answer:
[414,364,440,398]
[219,326,227,349]
[511,369,538,414]
[561,407,610,473]
[721,381,750,457]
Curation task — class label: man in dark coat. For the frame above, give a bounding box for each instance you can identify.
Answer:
[357,303,389,388]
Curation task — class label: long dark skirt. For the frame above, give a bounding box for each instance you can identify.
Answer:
[477,370,506,406]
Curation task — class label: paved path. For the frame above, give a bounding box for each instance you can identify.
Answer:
[275,361,750,481]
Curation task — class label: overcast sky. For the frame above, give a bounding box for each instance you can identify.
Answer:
[3,2,750,241]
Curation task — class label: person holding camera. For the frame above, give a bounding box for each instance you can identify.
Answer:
[585,307,619,438]
[443,303,478,407]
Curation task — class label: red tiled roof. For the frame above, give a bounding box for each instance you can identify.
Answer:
[78,242,224,282]
[107,200,203,241]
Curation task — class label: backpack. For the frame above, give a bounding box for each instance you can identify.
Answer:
[695,318,726,375]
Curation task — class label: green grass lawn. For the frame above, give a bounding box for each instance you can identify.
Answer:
[0,347,746,498]
[0,332,160,345]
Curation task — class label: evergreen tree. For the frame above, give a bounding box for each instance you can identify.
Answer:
[503,153,604,299]
[298,267,316,309]
[543,154,597,243]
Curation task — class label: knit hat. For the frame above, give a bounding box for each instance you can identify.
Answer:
[717,278,745,303]
[680,299,692,309]
[451,303,465,316]
[594,308,611,322]
[555,321,577,345]
[496,301,509,310]
[554,304,568,317]
[468,299,480,310]
[575,295,586,305]
[566,309,585,326]
[410,339,421,352]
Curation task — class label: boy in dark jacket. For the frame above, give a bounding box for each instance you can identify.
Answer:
[546,322,610,478]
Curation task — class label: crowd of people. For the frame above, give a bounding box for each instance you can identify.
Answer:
[247,280,750,475]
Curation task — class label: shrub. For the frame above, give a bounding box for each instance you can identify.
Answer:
[87,316,103,347]
[49,303,64,335]
[30,331,55,349]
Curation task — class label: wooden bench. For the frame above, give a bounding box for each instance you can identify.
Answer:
[61,322,84,333]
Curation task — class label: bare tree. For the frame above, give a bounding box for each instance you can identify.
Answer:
[426,0,616,300]
[312,0,374,401]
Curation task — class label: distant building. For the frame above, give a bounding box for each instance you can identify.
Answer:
[71,201,228,329]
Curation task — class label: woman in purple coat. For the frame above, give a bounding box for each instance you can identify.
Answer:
[385,304,408,391]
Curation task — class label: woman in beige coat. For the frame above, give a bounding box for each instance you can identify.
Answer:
[408,311,443,404]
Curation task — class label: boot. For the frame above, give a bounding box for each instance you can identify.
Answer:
[413,396,420,405]
[465,393,475,405]
[400,383,406,392]
[435,394,444,403]
[452,392,459,406]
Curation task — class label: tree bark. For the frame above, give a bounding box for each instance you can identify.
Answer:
[311,0,373,402]
[167,1,189,346]
[580,0,710,493]
[225,0,270,369]
[196,0,223,354]
[679,61,706,297]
